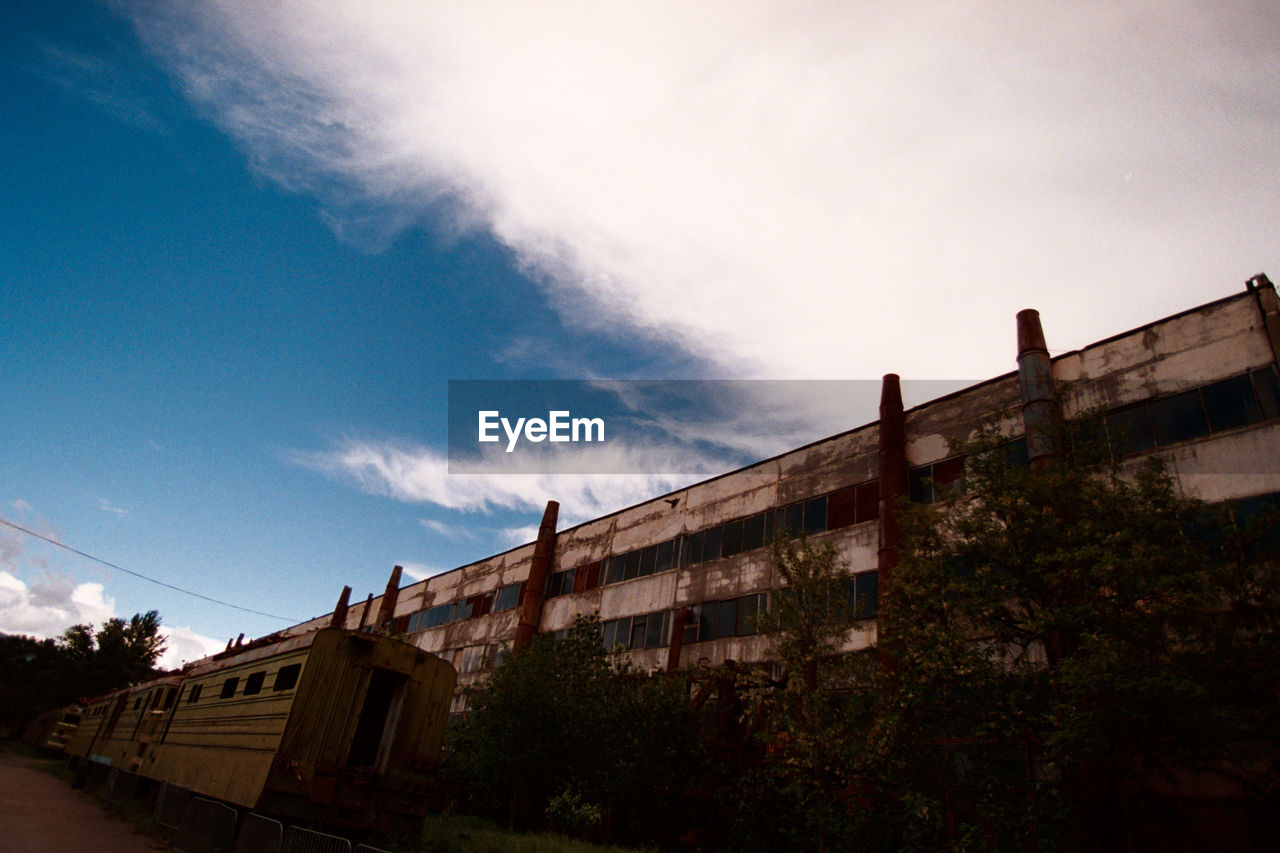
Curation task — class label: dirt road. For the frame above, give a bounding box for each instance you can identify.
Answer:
[0,750,169,853]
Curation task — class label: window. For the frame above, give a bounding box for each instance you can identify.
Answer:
[854,571,879,619]
[721,520,744,558]
[220,677,239,699]
[1148,389,1208,445]
[638,544,657,577]
[655,540,675,573]
[702,525,723,561]
[545,569,575,598]
[243,671,267,696]
[1105,405,1156,456]
[742,513,766,550]
[910,457,964,503]
[803,495,828,534]
[493,583,522,612]
[186,684,203,704]
[683,532,704,567]
[273,663,302,692]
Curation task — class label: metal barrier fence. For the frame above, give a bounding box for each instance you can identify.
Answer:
[98,767,119,800]
[104,769,139,803]
[174,796,238,853]
[155,781,194,830]
[234,812,284,853]
[282,825,353,853]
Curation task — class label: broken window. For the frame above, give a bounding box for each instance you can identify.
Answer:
[219,677,238,699]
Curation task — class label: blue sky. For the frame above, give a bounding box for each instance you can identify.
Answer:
[2,1,1277,665]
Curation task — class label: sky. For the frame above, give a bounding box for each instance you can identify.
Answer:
[2,1,1277,668]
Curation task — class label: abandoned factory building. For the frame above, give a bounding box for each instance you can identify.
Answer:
[288,275,1280,713]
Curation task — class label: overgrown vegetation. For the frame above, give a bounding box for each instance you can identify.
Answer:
[864,425,1280,851]
[446,616,706,847]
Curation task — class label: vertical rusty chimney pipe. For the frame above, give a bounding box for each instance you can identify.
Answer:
[330,585,352,629]
[877,374,906,666]
[666,608,694,674]
[375,565,403,630]
[357,593,374,630]
[1016,309,1061,469]
[514,500,560,650]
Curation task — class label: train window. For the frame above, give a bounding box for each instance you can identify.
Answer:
[133,697,144,710]
[163,688,176,710]
[243,671,267,695]
[187,684,203,704]
[219,677,239,699]
[273,664,302,692]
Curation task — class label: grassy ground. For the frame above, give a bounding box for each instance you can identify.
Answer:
[415,814,650,853]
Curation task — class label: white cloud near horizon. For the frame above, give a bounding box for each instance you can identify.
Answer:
[291,439,699,527]
[123,1,1280,382]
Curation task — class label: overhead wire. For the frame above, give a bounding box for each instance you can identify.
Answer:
[0,516,300,622]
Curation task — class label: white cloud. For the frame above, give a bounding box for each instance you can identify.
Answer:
[418,518,465,539]
[96,497,129,518]
[0,570,117,639]
[158,625,227,670]
[399,561,450,582]
[124,2,1279,382]
[291,439,697,526]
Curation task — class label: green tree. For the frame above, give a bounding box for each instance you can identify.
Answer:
[447,615,705,845]
[872,426,1280,851]
[731,535,881,852]
[1,610,167,736]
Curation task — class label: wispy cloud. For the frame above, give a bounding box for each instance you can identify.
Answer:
[123,2,1279,381]
[289,439,697,526]
[33,42,168,134]
[96,498,129,518]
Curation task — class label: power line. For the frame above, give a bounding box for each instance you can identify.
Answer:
[0,516,300,623]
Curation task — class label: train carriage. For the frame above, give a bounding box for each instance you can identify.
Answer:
[65,678,181,769]
[143,628,455,831]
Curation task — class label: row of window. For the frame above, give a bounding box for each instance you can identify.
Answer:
[405,582,524,633]
[541,481,883,602]
[184,663,301,705]
[548,574,880,653]
[905,367,1280,504]
[1097,366,1280,457]
[130,688,177,713]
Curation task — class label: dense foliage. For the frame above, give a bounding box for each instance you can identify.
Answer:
[0,610,167,736]
[868,429,1280,851]
[446,616,706,846]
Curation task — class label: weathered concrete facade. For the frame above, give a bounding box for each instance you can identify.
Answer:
[291,277,1280,706]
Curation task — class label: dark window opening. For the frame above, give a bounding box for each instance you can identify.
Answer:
[803,495,828,534]
[639,545,657,577]
[702,525,723,561]
[1148,389,1208,445]
[684,532,704,567]
[244,671,267,696]
[827,487,857,529]
[1202,374,1260,432]
[742,513,766,549]
[855,481,880,522]
[623,550,641,581]
[273,664,302,692]
[655,540,675,574]
[220,677,239,699]
[1106,405,1155,456]
[721,520,744,557]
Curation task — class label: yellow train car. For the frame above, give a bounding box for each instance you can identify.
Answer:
[66,678,182,769]
[144,628,456,831]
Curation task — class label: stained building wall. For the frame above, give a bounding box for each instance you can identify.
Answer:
[286,279,1280,699]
